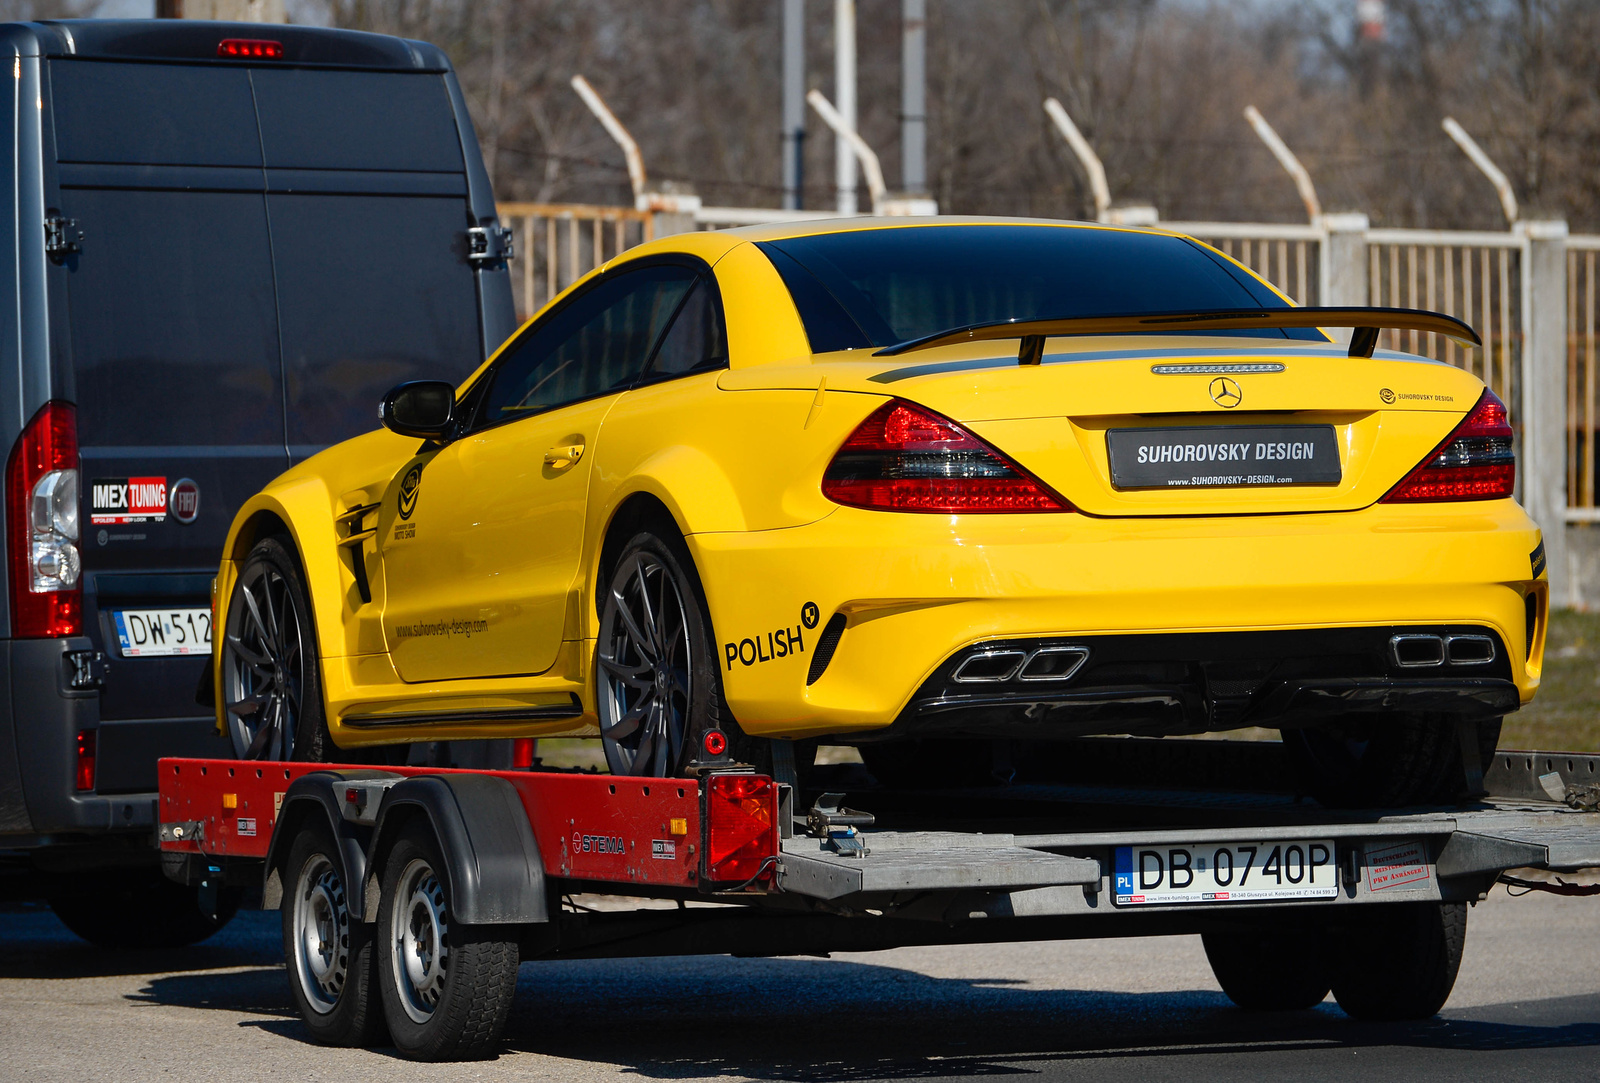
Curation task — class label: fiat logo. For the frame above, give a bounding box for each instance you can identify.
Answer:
[1209,377,1243,408]
[169,478,200,524]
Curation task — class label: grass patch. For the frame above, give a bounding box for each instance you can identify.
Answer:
[1502,608,1600,752]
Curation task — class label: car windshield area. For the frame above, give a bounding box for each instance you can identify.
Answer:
[757,224,1318,353]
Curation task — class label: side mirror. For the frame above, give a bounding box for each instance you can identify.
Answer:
[380,381,457,440]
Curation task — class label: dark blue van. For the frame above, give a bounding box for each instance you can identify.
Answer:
[0,19,514,944]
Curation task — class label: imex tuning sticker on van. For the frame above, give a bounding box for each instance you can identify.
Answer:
[91,477,168,525]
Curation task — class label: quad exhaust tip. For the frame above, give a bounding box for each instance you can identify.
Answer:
[952,645,1090,684]
[1389,633,1496,669]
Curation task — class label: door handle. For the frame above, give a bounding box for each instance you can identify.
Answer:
[543,443,585,468]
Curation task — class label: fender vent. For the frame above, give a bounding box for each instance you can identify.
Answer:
[806,613,848,685]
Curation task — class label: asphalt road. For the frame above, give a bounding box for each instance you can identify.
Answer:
[2,886,1597,1082]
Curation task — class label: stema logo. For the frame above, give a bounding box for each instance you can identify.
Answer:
[1208,377,1242,408]
[398,465,422,521]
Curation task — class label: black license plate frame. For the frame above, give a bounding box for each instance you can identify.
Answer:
[1106,424,1342,490]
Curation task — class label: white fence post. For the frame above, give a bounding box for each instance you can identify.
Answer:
[1522,220,1570,604]
[1320,213,1370,319]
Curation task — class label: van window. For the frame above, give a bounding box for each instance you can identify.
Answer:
[251,69,462,172]
[64,188,284,446]
[50,61,262,167]
[271,194,483,447]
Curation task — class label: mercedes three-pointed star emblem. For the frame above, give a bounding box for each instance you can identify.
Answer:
[1209,376,1243,408]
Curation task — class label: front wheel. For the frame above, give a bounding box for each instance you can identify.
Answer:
[48,868,238,949]
[221,536,331,761]
[596,532,725,777]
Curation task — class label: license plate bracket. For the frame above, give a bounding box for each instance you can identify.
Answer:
[1106,424,1341,490]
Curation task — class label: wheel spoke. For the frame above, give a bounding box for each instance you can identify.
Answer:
[227,633,271,668]
[599,655,654,690]
[632,556,661,656]
[240,588,279,660]
[611,587,657,663]
[226,691,270,717]
[601,698,651,742]
[261,574,282,653]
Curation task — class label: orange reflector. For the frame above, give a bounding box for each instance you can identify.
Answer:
[669,817,688,836]
[222,792,238,809]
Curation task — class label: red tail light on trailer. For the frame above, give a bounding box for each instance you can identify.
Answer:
[823,399,1073,513]
[703,774,778,885]
[1384,390,1516,503]
[6,401,82,638]
[75,730,95,791]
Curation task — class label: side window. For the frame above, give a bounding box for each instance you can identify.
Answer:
[642,277,728,381]
[477,265,698,428]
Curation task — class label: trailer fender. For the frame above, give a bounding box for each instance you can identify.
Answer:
[261,769,393,914]
[362,773,547,925]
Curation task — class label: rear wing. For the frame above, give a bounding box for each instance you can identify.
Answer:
[873,306,1482,363]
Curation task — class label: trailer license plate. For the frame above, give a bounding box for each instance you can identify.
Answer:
[1112,839,1338,906]
[113,608,212,657]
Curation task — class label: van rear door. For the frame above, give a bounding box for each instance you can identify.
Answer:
[51,60,290,787]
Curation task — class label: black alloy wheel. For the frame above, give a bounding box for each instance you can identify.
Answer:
[596,532,721,777]
[222,537,329,761]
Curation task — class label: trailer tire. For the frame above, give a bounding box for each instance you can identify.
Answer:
[1329,901,1466,1021]
[48,869,238,948]
[283,824,384,1047]
[377,825,518,1061]
[1202,926,1331,1010]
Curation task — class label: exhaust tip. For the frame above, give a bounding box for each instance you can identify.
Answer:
[1390,634,1445,668]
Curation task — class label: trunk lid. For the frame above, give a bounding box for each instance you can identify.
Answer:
[721,337,1487,515]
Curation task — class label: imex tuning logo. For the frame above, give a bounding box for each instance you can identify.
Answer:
[398,465,422,521]
[91,477,168,525]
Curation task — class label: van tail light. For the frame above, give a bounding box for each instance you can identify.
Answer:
[6,402,82,638]
[75,730,96,791]
[1383,390,1516,502]
[702,774,777,885]
[823,399,1073,513]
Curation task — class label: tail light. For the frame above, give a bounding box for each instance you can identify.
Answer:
[1384,390,1515,502]
[217,39,284,59]
[511,737,536,770]
[6,402,82,637]
[823,399,1073,513]
[703,774,777,885]
[75,730,95,791]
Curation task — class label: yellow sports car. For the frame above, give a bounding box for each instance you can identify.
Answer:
[214,218,1544,806]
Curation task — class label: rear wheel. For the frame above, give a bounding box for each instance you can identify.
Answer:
[1282,714,1500,808]
[1203,922,1332,1010]
[596,532,724,777]
[1329,902,1467,1020]
[376,826,519,1061]
[48,868,238,949]
[283,825,384,1047]
[221,536,331,761]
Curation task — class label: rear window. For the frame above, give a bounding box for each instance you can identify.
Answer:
[50,61,262,166]
[758,225,1315,352]
[251,69,462,172]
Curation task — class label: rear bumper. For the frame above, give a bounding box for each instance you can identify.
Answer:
[689,499,1545,739]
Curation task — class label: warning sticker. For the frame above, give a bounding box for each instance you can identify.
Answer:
[1365,838,1431,892]
[91,477,168,525]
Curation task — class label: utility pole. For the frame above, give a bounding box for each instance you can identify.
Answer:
[782,0,806,210]
[834,0,857,214]
[901,0,926,194]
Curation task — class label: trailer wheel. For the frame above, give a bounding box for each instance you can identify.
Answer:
[377,825,518,1061]
[1329,901,1467,1021]
[1202,925,1331,1010]
[283,825,384,1047]
[597,531,726,777]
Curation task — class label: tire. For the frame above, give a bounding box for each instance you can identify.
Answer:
[1329,902,1467,1021]
[48,868,239,949]
[1282,714,1500,808]
[596,531,727,777]
[376,825,519,1061]
[282,824,385,1047]
[221,536,332,761]
[1203,924,1332,1010]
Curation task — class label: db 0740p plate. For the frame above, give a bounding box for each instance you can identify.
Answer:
[1112,838,1339,906]
[1106,424,1341,490]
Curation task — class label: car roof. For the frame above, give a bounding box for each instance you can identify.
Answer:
[708,214,1173,244]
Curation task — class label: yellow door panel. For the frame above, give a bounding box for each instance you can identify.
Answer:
[381,394,618,682]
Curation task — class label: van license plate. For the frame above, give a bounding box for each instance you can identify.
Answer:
[113,608,212,657]
[1112,839,1339,906]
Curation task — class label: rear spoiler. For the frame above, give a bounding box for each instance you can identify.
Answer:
[872,307,1481,363]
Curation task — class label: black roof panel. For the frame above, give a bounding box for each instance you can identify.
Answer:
[29,19,447,71]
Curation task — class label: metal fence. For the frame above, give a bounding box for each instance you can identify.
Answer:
[1164,222,1321,307]
[1570,236,1600,515]
[497,202,653,321]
